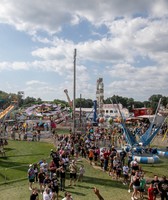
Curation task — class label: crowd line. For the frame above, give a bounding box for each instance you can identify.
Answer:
[1,120,168,200]
[27,125,168,200]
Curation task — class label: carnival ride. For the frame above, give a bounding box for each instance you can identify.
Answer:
[64,89,89,128]
[64,89,73,111]
[116,98,166,163]
[157,148,168,158]
[0,105,15,120]
[96,78,104,115]
[25,103,69,124]
[155,118,168,158]
[162,129,168,141]
[0,103,16,141]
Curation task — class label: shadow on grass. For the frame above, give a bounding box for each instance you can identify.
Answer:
[0,156,8,160]
[6,153,45,158]
[83,175,126,189]
[3,147,14,152]
[0,172,6,179]
[65,172,126,190]
[65,164,127,190]
[0,177,27,186]
[0,160,31,171]
[76,185,94,189]
[68,190,86,196]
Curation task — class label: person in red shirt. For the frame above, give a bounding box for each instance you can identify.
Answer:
[49,160,56,179]
[103,150,110,171]
[148,183,154,200]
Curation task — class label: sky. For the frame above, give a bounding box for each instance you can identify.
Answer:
[0,0,168,102]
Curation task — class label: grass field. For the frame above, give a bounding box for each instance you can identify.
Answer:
[0,140,168,200]
[0,140,53,184]
[56,127,70,135]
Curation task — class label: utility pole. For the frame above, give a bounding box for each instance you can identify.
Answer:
[80,93,82,128]
[73,49,77,135]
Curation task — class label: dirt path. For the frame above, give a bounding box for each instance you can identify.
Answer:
[152,135,168,147]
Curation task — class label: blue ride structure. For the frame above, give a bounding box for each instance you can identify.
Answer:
[117,98,164,163]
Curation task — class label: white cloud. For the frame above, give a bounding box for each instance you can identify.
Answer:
[151,0,168,17]
[26,80,47,86]
[0,0,167,34]
[0,61,29,71]
[0,0,167,101]
[105,63,168,100]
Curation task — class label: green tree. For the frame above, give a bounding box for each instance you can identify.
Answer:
[53,99,68,108]
[23,96,37,106]
[161,96,168,108]
[148,94,163,112]
[75,98,93,108]
[143,101,151,108]
[133,101,144,108]
[36,98,42,104]
[105,95,134,109]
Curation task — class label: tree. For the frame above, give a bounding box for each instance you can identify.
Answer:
[105,95,135,110]
[53,99,68,108]
[148,94,163,112]
[23,96,37,106]
[36,98,42,104]
[143,101,151,108]
[75,98,93,108]
[161,96,168,108]
[0,90,168,112]
[133,101,144,108]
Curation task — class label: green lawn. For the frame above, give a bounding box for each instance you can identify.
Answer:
[56,127,70,135]
[0,158,131,200]
[141,157,168,177]
[0,140,53,184]
[0,140,168,200]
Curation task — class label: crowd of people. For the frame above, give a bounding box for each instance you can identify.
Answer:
[0,121,44,141]
[27,125,119,200]
[1,118,167,200]
[26,124,168,200]
[28,153,104,200]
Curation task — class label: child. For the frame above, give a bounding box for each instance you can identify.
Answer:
[148,183,154,200]
[78,165,85,182]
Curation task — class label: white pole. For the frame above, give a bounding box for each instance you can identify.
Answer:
[73,49,77,134]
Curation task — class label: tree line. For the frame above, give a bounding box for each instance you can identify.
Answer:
[0,90,167,112]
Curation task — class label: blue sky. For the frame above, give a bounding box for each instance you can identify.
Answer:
[0,0,168,102]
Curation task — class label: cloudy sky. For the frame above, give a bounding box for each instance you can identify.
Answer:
[0,0,167,102]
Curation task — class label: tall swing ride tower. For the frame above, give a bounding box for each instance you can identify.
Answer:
[96,78,104,116]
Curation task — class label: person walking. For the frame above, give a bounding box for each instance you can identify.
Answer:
[38,168,46,194]
[57,166,66,191]
[131,171,140,200]
[158,176,168,200]
[78,164,85,182]
[88,149,94,165]
[30,187,39,200]
[148,183,154,200]
[139,174,146,199]
[69,160,77,186]
[28,164,35,190]
[151,175,160,200]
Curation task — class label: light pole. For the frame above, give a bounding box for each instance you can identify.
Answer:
[73,49,77,135]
